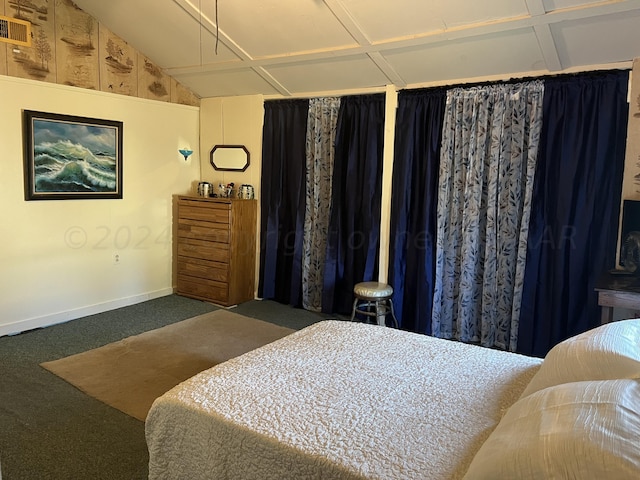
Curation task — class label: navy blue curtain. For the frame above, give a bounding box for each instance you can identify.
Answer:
[518,70,629,357]
[258,99,309,305]
[388,88,446,333]
[322,94,386,314]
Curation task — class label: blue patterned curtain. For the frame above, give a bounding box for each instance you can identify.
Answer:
[302,97,341,311]
[322,94,386,314]
[432,81,544,350]
[388,88,446,333]
[518,71,628,357]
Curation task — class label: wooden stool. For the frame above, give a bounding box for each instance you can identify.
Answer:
[350,281,398,328]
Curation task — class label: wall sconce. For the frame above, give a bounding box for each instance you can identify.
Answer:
[179,149,193,161]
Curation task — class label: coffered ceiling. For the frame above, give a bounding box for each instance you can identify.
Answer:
[71,0,640,98]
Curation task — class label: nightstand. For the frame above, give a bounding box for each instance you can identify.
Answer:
[595,272,640,324]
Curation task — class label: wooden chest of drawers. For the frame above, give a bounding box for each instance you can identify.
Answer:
[175,196,257,306]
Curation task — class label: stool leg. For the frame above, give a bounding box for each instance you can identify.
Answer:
[361,301,377,324]
[350,298,358,322]
[375,300,386,326]
[389,298,398,328]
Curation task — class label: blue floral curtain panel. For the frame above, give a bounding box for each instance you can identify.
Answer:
[431,81,544,351]
[302,97,341,312]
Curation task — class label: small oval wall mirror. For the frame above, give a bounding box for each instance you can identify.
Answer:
[210,145,250,171]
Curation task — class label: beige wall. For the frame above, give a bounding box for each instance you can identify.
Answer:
[0,75,200,336]
[198,96,264,195]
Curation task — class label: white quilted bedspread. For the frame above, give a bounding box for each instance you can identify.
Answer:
[146,320,541,480]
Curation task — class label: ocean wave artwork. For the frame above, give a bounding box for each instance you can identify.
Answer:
[32,119,119,193]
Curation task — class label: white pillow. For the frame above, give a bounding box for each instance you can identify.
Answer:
[463,379,640,480]
[520,319,640,398]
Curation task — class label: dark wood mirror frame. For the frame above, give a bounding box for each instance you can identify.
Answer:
[209,144,250,171]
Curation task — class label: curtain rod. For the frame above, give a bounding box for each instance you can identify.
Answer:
[399,67,631,94]
[263,67,632,102]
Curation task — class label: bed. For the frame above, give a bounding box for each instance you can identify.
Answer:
[146,319,640,479]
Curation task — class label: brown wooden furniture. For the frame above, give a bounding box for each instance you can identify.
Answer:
[595,272,640,324]
[175,195,257,306]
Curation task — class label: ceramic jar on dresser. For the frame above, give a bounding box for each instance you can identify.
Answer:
[175,195,257,306]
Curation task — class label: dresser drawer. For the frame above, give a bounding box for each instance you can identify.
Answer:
[177,256,228,282]
[177,238,229,263]
[178,203,230,224]
[177,275,229,304]
[177,218,230,243]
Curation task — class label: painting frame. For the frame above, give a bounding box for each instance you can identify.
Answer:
[23,110,123,201]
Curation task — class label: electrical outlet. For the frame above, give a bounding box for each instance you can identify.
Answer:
[113,253,121,265]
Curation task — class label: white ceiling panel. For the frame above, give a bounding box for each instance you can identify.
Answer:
[175,69,282,98]
[552,10,640,67]
[542,0,604,12]
[70,0,238,68]
[67,0,640,98]
[432,0,529,28]
[337,0,451,41]
[209,0,358,57]
[265,55,392,94]
[342,0,530,41]
[384,29,545,86]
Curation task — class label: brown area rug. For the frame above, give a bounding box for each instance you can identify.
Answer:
[40,310,293,421]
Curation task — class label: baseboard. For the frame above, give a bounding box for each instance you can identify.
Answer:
[0,288,174,337]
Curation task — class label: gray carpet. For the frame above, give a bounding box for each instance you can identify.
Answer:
[0,295,327,480]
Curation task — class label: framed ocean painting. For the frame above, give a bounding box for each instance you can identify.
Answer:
[23,110,123,200]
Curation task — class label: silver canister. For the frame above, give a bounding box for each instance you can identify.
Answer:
[197,182,213,197]
[239,184,254,199]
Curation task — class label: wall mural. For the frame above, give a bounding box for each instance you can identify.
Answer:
[173,79,199,105]
[6,0,56,84]
[55,0,98,90]
[1,0,199,107]
[99,24,137,97]
[139,55,170,102]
